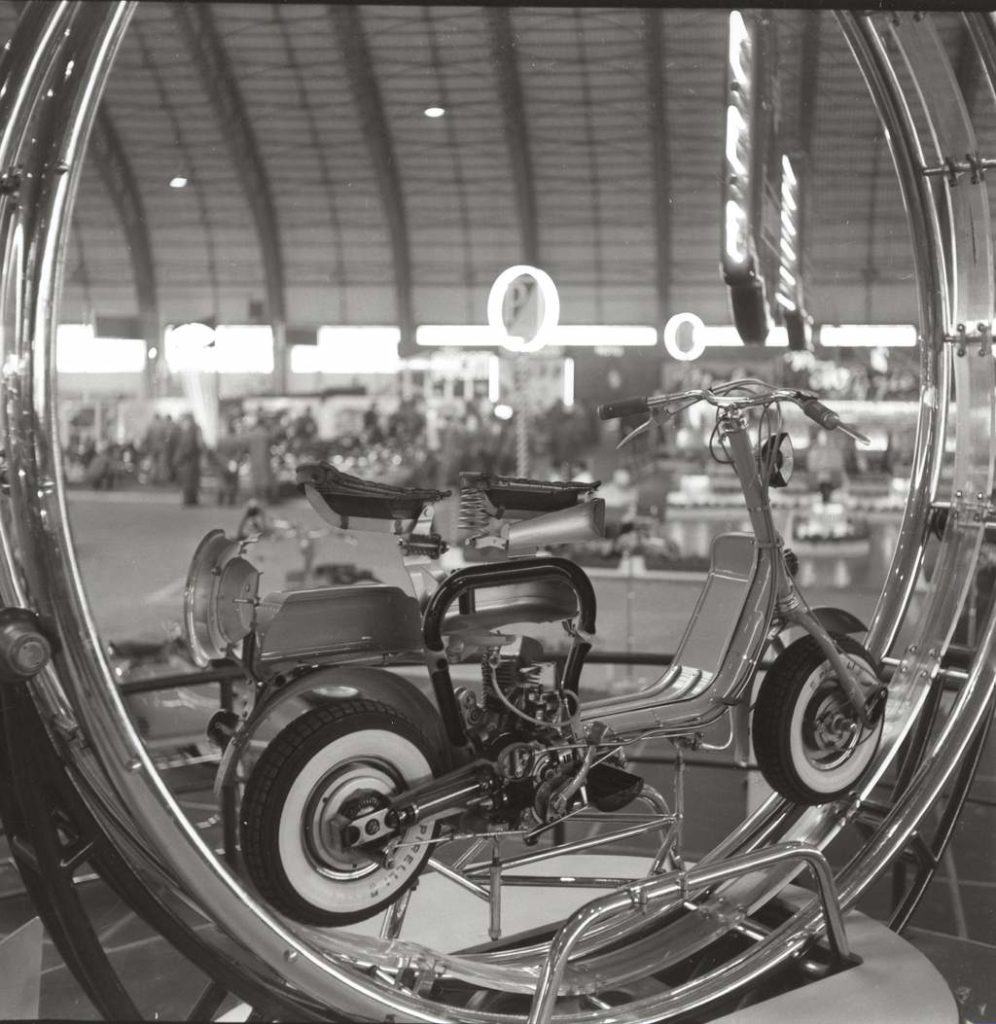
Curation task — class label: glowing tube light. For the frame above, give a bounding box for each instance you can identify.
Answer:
[488,355,501,402]
[728,12,752,90]
[725,200,749,264]
[416,324,657,348]
[781,154,797,188]
[725,105,749,177]
[416,325,502,347]
[663,315,789,360]
[563,356,575,408]
[552,325,657,347]
[819,324,917,347]
[57,323,146,374]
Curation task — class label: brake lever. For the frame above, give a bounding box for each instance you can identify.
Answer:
[836,421,870,446]
[616,412,659,450]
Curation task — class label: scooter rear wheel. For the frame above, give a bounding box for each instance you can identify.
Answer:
[753,633,884,806]
[239,698,440,927]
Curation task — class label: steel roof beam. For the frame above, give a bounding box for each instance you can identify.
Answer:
[172,3,287,385]
[328,5,415,354]
[88,109,159,395]
[487,9,539,265]
[645,9,670,335]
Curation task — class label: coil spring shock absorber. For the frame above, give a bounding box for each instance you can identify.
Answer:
[458,483,490,535]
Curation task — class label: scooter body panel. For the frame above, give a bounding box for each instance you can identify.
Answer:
[213,664,450,796]
[581,533,776,736]
[254,584,423,670]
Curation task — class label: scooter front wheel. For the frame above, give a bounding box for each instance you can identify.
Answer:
[239,698,440,927]
[753,634,884,806]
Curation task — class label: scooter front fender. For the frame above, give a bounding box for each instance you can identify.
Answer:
[213,665,451,797]
[807,606,868,636]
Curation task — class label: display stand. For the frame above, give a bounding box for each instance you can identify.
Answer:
[215,854,957,1023]
[0,916,43,1019]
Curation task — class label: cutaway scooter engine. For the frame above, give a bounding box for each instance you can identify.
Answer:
[338,638,645,864]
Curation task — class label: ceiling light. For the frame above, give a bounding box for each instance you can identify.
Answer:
[169,176,188,189]
[424,106,445,118]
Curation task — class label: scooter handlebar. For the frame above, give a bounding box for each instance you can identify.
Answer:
[598,396,649,420]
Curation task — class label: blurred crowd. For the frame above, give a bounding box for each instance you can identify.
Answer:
[63,395,603,506]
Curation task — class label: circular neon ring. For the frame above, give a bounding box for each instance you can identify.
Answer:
[486,264,560,354]
[663,311,706,361]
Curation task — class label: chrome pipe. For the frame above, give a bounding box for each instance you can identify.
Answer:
[837,13,950,664]
[527,841,850,1024]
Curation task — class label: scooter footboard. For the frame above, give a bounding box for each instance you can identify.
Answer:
[582,533,771,733]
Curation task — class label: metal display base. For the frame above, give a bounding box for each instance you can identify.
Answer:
[717,909,957,1024]
[215,856,957,1023]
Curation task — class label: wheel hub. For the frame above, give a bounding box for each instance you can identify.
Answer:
[805,689,861,768]
[303,763,397,878]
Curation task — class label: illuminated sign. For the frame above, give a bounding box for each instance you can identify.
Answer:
[486,264,561,354]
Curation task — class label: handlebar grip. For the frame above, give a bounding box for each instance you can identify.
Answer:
[598,396,649,420]
[800,397,840,430]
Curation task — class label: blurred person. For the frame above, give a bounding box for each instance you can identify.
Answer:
[85,441,117,490]
[808,429,846,504]
[143,413,167,483]
[214,421,244,506]
[247,413,275,503]
[363,402,385,445]
[292,405,318,451]
[174,412,203,506]
[163,414,180,484]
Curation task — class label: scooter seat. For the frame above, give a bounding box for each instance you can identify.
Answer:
[441,578,580,634]
[297,463,451,521]
[460,473,600,515]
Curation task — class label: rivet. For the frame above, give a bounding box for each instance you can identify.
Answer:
[284,949,298,963]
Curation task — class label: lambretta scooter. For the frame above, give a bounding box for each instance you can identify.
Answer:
[182,379,886,929]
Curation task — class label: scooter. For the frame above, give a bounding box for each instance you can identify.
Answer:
[182,378,886,929]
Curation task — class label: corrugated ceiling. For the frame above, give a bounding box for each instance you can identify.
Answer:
[5,4,993,335]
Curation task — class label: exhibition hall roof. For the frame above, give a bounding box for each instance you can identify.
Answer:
[4,4,993,338]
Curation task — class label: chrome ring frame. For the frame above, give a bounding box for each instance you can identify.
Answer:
[1,5,994,1021]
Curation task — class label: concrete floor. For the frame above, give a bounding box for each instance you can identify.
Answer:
[0,486,992,1020]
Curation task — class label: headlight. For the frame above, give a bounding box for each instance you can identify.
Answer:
[183,529,260,666]
[760,431,794,488]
